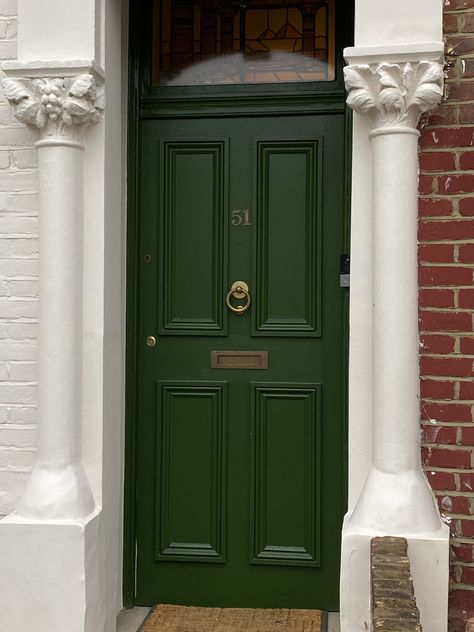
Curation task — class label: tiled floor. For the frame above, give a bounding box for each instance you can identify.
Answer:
[117,607,150,632]
[116,608,340,632]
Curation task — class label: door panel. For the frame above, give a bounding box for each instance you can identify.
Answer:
[159,141,228,335]
[156,381,227,562]
[250,383,321,566]
[254,141,321,335]
[136,113,346,610]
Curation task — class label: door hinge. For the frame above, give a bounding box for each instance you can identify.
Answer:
[340,254,350,288]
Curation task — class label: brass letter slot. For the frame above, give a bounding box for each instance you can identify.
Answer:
[210,351,268,370]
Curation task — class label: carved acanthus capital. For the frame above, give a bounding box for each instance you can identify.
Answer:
[344,61,443,129]
[1,74,104,142]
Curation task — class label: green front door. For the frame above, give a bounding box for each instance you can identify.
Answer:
[134,112,346,610]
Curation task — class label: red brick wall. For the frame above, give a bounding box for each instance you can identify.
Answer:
[419,2,474,630]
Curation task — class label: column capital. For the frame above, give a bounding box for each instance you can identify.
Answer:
[344,61,444,131]
[2,74,104,144]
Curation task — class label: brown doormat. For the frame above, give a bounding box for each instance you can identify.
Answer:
[139,604,325,632]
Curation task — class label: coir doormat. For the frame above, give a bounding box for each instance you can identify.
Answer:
[140,604,325,632]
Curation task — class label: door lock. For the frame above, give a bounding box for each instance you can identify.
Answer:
[340,254,350,288]
[146,336,157,347]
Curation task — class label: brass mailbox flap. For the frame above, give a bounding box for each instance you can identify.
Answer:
[210,351,268,370]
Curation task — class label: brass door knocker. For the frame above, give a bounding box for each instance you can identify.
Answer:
[226,281,251,315]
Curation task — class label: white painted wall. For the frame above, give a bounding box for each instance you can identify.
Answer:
[0,0,39,517]
[355,0,443,47]
[0,0,126,627]
[17,0,99,63]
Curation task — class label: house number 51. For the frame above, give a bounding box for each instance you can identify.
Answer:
[231,209,252,226]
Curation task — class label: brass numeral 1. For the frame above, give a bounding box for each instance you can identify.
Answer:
[231,209,252,226]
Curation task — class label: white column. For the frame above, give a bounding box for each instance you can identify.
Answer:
[0,74,106,632]
[2,75,104,519]
[340,57,450,632]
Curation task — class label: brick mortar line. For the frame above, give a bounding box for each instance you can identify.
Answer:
[421,415,474,421]
[422,376,474,380]
[0,446,36,452]
[418,304,474,308]
[444,8,474,14]
[0,466,35,472]
[0,381,38,386]
[419,261,474,265]
[420,148,474,152]
[419,349,474,354]
[0,424,37,430]
[423,444,474,450]
[424,468,474,473]
[431,492,474,498]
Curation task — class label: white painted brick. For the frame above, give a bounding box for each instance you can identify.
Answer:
[0,238,38,257]
[0,470,29,515]
[0,448,35,469]
[0,150,9,169]
[0,406,10,423]
[9,406,36,425]
[0,0,17,17]
[0,8,40,492]
[0,170,37,192]
[0,298,38,319]
[8,192,37,213]
[0,322,38,339]
[0,215,38,234]
[6,279,38,297]
[0,126,38,147]
[0,425,36,447]
[0,342,37,361]
[11,149,36,169]
[0,257,38,277]
[0,386,36,406]
[6,18,16,38]
[7,362,37,382]
[0,39,15,58]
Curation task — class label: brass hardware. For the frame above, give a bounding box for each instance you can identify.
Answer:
[211,350,268,370]
[146,336,157,347]
[231,209,252,226]
[226,281,251,315]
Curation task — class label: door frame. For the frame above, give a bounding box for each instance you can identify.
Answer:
[123,0,354,607]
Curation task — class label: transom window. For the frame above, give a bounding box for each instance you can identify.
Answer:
[152,0,335,86]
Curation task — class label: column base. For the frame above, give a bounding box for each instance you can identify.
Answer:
[16,461,96,520]
[340,515,449,632]
[0,509,105,632]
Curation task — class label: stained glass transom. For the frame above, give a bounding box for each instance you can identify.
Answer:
[152,1,335,86]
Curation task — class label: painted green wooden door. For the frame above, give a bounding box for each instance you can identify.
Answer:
[135,113,346,610]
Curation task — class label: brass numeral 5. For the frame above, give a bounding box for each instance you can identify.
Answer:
[231,209,252,226]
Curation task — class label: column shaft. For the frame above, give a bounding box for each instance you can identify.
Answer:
[37,141,83,466]
[371,129,421,473]
[17,139,95,520]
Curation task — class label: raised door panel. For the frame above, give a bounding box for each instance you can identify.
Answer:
[155,381,227,562]
[253,140,322,336]
[159,141,228,335]
[250,383,321,566]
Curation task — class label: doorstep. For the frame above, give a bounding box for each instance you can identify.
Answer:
[116,608,340,632]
